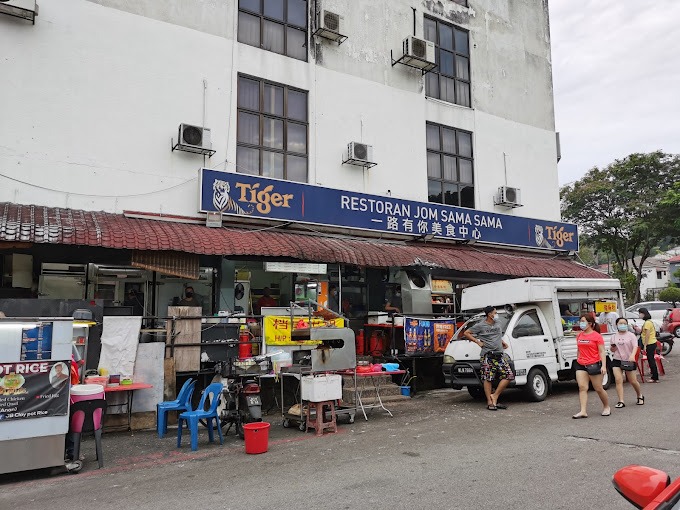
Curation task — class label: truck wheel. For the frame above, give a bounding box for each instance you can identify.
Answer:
[524,368,549,402]
[467,386,485,400]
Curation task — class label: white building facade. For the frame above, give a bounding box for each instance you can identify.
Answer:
[0,0,561,220]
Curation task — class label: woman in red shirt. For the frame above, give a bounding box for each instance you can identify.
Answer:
[572,313,610,419]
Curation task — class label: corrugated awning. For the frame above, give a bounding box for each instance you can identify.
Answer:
[0,202,606,279]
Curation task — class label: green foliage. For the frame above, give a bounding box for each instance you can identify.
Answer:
[660,182,680,230]
[612,264,638,306]
[562,152,680,302]
[659,286,680,305]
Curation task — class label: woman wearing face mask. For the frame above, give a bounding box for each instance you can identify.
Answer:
[637,307,659,383]
[572,313,610,419]
[610,318,643,407]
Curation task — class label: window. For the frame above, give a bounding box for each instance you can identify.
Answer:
[512,311,544,338]
[238,0,308,61]
[423,16,471,107]
[426,122,474,208]
[237,75,308,182]
[657,271,666,279]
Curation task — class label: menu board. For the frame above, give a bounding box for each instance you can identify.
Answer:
[0,360,69,421]
[20,323,53,361]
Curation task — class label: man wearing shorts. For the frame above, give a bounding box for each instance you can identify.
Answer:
[464,306,514,410]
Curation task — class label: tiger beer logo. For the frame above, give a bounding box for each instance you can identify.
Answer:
[212,179,294,215]
[540,225,575,248]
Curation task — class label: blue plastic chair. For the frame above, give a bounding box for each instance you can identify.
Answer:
[157,378,196,438]
[177,382,223,451]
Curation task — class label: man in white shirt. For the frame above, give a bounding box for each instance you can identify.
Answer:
[597,310,619,332]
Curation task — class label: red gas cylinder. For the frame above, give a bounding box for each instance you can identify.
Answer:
[239,326,253,360]
[369,330,386,357]
[355,330,365,356]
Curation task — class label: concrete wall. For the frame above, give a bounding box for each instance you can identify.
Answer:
[0,0,560,222]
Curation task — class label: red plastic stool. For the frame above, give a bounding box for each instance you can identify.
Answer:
[305,400,337,436]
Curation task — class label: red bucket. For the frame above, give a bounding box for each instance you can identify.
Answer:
[243,422,271,454]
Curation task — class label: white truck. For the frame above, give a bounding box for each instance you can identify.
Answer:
[442,277,624,401]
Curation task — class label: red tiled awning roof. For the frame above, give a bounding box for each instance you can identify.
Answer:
[0,202,605,279]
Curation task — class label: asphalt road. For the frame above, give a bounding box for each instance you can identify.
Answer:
[3,357,679,510]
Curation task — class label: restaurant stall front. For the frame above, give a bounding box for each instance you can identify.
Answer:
[0,169,604,403]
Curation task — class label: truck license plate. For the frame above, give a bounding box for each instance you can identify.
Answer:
[247,396,261,406]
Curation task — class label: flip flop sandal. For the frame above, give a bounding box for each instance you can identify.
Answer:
[615,402,625,408]
[572,414,588,419]
[495,403,508,410]
[487,405,498,411]
[637,396,645,405]
[601,410,611,416]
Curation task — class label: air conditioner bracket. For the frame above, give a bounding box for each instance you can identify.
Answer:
[391,50,438,75]
[342,157,377,169]
[312,27,348,45]
[171,138,216,157]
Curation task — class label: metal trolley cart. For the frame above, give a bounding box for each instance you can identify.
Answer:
[280,327,357,430]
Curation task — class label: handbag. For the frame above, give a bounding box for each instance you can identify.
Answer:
[584,361,602,375]
[620,360,637,372]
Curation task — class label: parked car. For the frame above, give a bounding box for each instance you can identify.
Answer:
[625,311,661,335]
[662,308,680,338]
[626,301,674,322]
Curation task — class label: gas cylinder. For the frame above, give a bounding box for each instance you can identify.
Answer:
[239,325,252,359]
[369,330,385,357]
[355,329,365,356]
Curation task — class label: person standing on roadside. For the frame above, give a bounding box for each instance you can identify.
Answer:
[637,307,659,383]
[463,306,514,411]
[610,317,644,408]
[572,313,610,419]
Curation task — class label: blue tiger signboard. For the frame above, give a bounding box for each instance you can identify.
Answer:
[199,169,578,251]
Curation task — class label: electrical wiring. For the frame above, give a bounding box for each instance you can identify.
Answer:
[0,171,197,198]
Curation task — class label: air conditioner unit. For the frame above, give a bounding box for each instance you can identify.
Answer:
[495,186,522,208]
[0,0,39,24]
[402,36,435,66]
[313,10,347,44]
[321,10,341,33]
[345,142,375,167]
[172,123,215,156]
[179,123,210,150]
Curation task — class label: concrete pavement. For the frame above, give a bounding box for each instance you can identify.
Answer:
[2,356,679,510]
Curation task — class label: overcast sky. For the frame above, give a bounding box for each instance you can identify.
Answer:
[549,0,680,186]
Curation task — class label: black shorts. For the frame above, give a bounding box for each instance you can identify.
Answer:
[611,359,622,369]
[573,360,602,373]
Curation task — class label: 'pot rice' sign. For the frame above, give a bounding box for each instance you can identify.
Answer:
[0,361,70,421]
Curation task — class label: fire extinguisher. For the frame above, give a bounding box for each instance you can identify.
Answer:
[356,330,365,356]
[239,325,252,360]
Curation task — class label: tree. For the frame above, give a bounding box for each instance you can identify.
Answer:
[659,286,680,305]
[660,181,680,230]
[561,152,680,302]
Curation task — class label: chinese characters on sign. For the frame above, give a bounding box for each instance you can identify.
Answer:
[200,169,579,251]
[264,316,344,346]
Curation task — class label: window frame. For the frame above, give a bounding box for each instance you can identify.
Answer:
[512,311,545,338]
[237,0,309,62]
[423,15,471,108]
[426,122,475,208]
[236,74,309,182]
